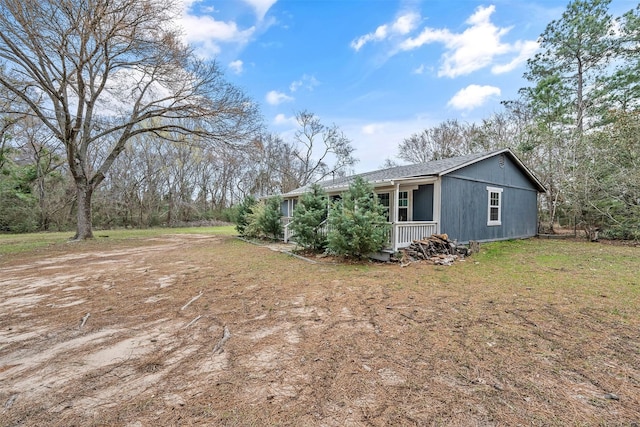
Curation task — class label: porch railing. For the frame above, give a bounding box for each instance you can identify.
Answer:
[282,217,329,243]
[283,217,294,243]
[391,221,438,250]
[283,217,438,251]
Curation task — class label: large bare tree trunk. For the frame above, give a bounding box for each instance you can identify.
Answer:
[74,184,94,240]
[0,0,261,240]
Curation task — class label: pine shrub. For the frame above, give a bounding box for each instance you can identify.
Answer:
[327,176,390,258]
[290,184,328,251]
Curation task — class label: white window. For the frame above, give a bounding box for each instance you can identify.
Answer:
[487,187,503,226]
[398,191,408,222]
[377,193,390,221]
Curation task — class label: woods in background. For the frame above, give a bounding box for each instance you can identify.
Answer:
[1,0,638,240]
[395,0,640,239]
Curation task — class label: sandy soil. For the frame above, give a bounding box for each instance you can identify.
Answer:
[1,234,638,426]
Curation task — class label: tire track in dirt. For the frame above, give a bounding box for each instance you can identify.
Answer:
[0,235,231,422]
[2,235,639,426]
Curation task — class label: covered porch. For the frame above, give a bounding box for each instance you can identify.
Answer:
[282,177,441,252]
[389,221,438,251]
[283,219,438,252]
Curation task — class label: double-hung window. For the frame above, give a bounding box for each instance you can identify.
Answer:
[398,191,408,221]
[377,193,390,221]
[486,187,503,226]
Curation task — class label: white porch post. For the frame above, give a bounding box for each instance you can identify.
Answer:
[394,181,400,251]
[434,178,442,234]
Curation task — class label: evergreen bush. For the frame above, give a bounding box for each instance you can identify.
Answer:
[243,201,265,238]
[235,195,257,236]
[290,184,328,251]
[258,196,283,240]
[327,176,390,258]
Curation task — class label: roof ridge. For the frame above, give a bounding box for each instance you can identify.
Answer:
[280,148,544,197]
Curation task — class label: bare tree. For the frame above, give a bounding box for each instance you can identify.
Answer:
[19,116,66,230]
[292,110,357,186]
[238,112,357,196]
[397,130,435,164]
[380,158,400,169]
[398,119,472,164]
[0,80,27,169]
[245,134,301,196]
[0,0,260,239]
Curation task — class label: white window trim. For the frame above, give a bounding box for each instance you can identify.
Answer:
[487,186,503,226]
[398,190,409,222]
[376,192,391,221]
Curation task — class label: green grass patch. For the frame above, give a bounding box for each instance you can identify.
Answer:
[0,231,72,255]
[455,238,640,308]
[474,238,530,261]
[0,225,237,255]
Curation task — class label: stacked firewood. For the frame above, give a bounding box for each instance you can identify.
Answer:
[400,234,474,266]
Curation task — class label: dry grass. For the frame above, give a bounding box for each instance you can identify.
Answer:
[0,231,638,426]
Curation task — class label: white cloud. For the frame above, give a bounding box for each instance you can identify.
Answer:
[392,13,420,35]
[398,5,536,78]
[491,40,539,74]
[179,0,276,59]
[266,90,294,105]
[274,113,297,126]
[467,3,495,25]
[180,11,255,58]
[447,84,501,110]
[289,74,320,92]
[351,25,388,51]
[362,123,385,135]
[228,60,244,74]
[242,0,278,21]
[181,0,199,9]
[338,115,438,172]
[351,12,420,51]
[400,6,507,77]
[412,64,425,75]
[399,27,450,51]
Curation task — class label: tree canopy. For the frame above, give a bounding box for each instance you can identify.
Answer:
[0,0,261,239]
[390,0,640,239]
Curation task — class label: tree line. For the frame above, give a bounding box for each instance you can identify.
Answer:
[0,0,356,236]
[1,0,638,240]
[391,0,640,239]
[0,105,356,233]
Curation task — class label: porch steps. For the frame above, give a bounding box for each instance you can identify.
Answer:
[369,249,395,262]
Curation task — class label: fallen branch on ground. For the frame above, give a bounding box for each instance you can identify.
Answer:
[184,315,202,328]
[79,313,90,329]
[4,394,17,409]
[181,291,203,311]
[212,325,231,354]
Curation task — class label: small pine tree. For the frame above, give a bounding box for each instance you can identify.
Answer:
[290,184,328,251]
[258,195,283,240]
[327,176,390,258]
[243,201,265,238]
[235,195,257,236]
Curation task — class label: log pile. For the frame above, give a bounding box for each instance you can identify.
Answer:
[400,234,473,266]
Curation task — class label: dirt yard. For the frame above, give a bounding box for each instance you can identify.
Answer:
[1,233,639,426]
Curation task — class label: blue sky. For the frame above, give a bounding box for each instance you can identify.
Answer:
[179,0,633,172]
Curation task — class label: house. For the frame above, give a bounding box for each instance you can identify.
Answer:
[280,148,546,251]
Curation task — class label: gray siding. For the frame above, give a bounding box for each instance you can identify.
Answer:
[440,155,538,243]
[447,153,536,189]
[413,184,434,221]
